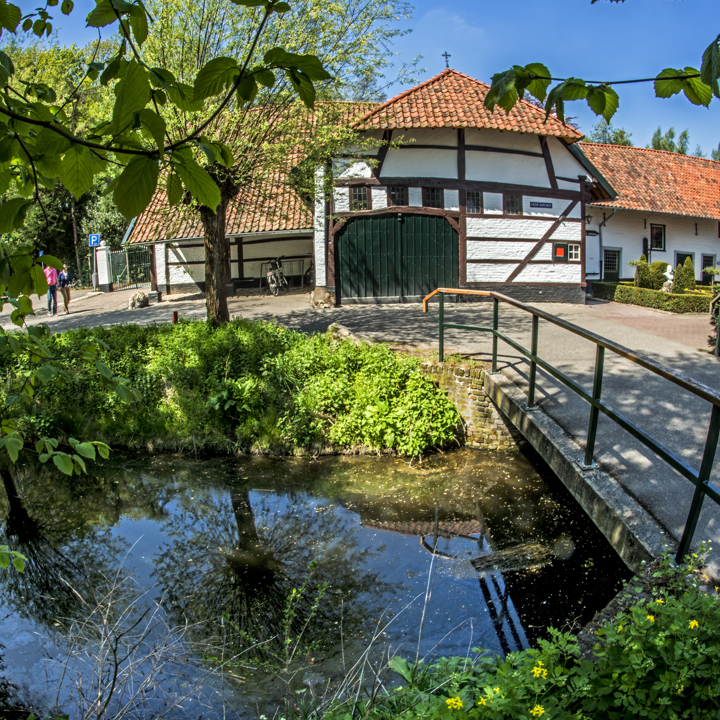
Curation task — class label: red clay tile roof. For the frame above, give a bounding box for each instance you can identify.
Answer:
[126,102,376,244]
[354,68,583,142]
[581,143,720,220]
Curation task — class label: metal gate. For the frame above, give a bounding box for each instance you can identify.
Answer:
[336,213,458,300]
[110,246,153,290]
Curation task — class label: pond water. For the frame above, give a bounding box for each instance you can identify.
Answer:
[0,448,631,718]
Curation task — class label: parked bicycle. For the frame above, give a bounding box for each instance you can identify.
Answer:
[266,256,289,296]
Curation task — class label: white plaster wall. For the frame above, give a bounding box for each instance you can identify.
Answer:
[467,217,552,239]
[372,187,388,209]
[550,223,582,241]
[155,243,167,290]
[168,244,204,288]
[465,128,542,153]
[466,217,582,241]
[466,240,552,261]
[523,196,582,219]
[243,239,313,279]
[586,208,720,280]
[466,263,517,282]
[381,148,458,179]
[466,151,550,187]
[333,187,350,212]
[314,167,327,286]
[336,160,373,179]
[547,138,589,179]
[483,193,503,214]
[558,179,581,191]
[516,263,581,283]
[444,189,459,211]
[394,129,458,146]
[408,187,423,207]
[345,130,385,156]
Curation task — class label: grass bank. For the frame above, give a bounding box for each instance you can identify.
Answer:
[4,319,462,457]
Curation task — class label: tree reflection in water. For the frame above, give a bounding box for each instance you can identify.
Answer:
[0,466,128,629]
[153,485,394,663]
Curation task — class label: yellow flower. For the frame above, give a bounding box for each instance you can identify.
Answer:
[477,698,487,706]
[647,615,655,622]
[689,619,699,630]
[656,598,664,604]
[446,697,463,710]
[618,625,623,632]
[530,706,545,717]
[531,665,543,678]
[542,669,548,679]
[494,688,500,693]
[678,685,684,694]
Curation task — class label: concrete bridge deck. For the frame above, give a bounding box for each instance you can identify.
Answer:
[4,290,719,576]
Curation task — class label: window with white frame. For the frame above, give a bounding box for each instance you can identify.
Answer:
[568,244,580,261]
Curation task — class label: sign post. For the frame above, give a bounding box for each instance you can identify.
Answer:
[89,234,100,290]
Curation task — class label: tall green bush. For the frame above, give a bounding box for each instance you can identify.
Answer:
[630,254,649,288]
[684,257,697,291]
[0,320,462,457]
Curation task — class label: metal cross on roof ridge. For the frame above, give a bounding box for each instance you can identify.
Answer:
[442,51,451,68]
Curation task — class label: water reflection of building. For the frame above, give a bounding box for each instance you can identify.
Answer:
[360,516,529,655]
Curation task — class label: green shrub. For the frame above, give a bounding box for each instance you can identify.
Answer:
[684,257,697,292]
[630,254,649,288]
[589,282,710,313]
[326,546,720,720]
[648,260,671,290]
[0,320,462,457]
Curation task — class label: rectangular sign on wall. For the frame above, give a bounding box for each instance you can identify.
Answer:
[530,201,553,208]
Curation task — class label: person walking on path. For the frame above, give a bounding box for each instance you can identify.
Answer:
[44,264,58,316]
[58,264,72,314]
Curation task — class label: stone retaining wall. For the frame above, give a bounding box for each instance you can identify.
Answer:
[421,362,518,451]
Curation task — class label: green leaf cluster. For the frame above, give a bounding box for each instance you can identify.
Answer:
[0,319,462,457]
[324,545,720,720]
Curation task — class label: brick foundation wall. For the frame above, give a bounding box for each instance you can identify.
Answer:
[421,362,518,451]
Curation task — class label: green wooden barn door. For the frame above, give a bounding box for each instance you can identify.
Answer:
[336,214,458,300]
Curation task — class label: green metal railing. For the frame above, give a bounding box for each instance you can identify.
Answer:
[423,288,720,563]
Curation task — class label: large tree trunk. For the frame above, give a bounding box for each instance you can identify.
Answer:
[70,195,82,279]
[201,196,230,326]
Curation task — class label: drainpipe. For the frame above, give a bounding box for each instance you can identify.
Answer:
[598,210,616,279]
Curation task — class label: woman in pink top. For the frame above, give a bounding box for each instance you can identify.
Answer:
[44,265,58,316]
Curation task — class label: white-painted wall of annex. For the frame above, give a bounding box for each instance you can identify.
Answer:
[585,208,720,281]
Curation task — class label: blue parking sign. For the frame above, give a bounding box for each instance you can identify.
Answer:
[89,233,100,247]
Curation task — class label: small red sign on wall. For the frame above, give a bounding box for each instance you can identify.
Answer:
[553,242,568,263]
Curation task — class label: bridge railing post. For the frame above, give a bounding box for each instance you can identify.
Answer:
[582,344,605,469]
[677,403,720,561]
[527,314,539,409]
[492,297,499,373]
[438,292,444,362]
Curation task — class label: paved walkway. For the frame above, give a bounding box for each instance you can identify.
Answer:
[4,290,720,577]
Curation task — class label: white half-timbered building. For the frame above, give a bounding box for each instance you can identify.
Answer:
[314,69,614,304]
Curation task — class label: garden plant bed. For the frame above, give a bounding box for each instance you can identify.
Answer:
[588,281,712,313]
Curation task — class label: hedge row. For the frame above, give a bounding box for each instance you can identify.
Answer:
[588,282,711,313]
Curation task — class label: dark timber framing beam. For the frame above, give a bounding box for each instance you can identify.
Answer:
[539,136,558,190]
[506,199,579,282]
[372,129,392,178]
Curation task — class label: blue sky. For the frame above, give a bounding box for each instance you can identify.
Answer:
[53,0,719,153]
